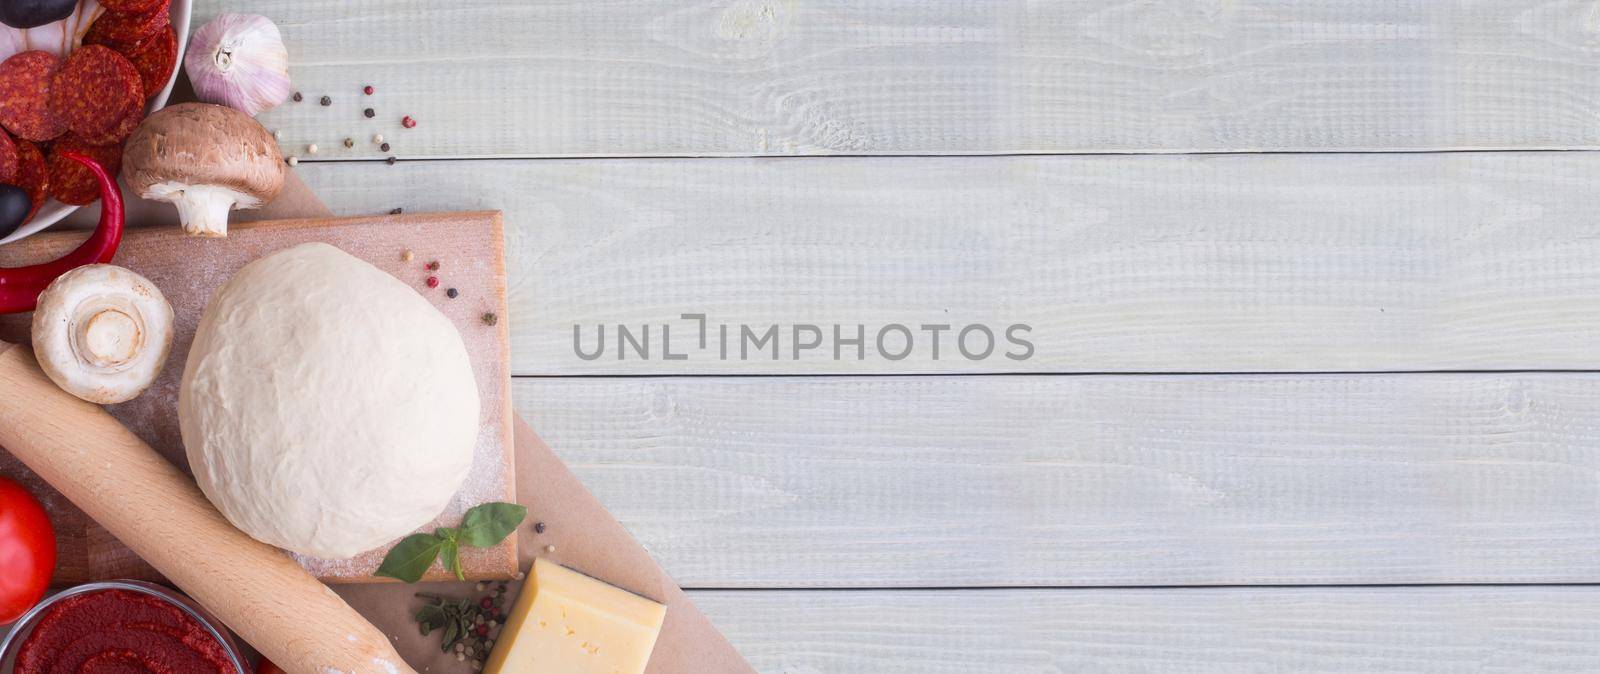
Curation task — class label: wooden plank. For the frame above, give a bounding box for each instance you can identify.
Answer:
[517,374,1600,588]
[0,213,517,583]
[284,152,1600,375]
[199,0,1600,158]
[687,587,1600,672]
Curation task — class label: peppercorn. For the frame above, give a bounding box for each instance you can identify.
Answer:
[372,133,385,144]
[401,250,414,262]
[402,115,418,128]
[482,313,498,326]
[306,143,319,155]
[426,276,440,288]
[363,85,375,95]
[319,95,332,106]
[544,544,556,554]
[426,260,440,271]
[475,624,488,637]
[380,142,391,152]
[364,108,375,118]
[533,522,545,534]
[285,156,298,166]
[479,597,494,609]
[387,156,397,165]
[292,91,302,102]
[343,138,355,148]
[390,207,403,215]
[447,288,459,299]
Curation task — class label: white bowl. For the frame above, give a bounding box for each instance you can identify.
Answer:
[0,0,192,246]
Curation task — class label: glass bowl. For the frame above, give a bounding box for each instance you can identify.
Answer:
[0,580,247,674]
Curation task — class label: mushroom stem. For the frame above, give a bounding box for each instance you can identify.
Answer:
[166,185,258,238]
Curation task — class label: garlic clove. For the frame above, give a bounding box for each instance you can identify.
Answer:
[185,13,291,117]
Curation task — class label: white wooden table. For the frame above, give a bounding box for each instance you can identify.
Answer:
[197,1,1600,670]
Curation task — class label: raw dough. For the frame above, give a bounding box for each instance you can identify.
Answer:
[180,242,479,559]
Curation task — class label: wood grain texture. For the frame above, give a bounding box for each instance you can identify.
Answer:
[519,374,1600,588]
[0,346,415,674]
[688,587,1600,673]
[196,0,1600,157]
[287,152,1600,375]
[0,213,516,584]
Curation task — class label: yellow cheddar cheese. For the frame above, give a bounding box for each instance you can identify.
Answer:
[483,558,667,674]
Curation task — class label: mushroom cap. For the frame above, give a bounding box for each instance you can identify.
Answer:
[121,102,286,203]
[31,264,175,404]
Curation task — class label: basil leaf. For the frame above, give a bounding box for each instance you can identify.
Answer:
[374,533,444,583]
[440,538,465,581]
[458,502,527,548]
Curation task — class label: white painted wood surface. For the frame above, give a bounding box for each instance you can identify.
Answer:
[688,587,1600,672]
[518,374,1600,587]
[71,1,1600,669]
[286,152,1600,374]
[195,0,1600,158]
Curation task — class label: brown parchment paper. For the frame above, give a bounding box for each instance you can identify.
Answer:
[249,174,756,674]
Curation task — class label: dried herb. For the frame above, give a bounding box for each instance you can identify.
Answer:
[374,502,527,582]
[414,593,479,652]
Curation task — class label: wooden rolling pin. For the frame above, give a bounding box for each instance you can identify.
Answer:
[0,342,416,674]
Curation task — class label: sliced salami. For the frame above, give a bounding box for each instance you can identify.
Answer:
[98,0,166,13]
[83,0,171,49]
[0,51,67,142]
[12,140,48,225]
[46,135,125,206]
[115,25,178,99]
[49,45,143,139]
[0,129,17,183]
[75,96,144,146]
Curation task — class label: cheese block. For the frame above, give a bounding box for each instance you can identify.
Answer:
[484,559,668,674]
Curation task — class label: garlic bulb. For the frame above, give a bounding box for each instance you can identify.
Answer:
[185,13,291,117]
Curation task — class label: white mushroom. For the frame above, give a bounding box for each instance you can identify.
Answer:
[31,264,174,404]
[121,103,287,238]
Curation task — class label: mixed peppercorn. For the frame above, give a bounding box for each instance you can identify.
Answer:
[278,84,416,165]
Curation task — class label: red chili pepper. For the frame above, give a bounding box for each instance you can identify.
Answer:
[0,152,124,314]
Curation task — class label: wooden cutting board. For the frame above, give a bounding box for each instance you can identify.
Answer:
[0,211,517,584]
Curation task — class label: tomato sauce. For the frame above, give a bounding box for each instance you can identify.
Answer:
[16,589,233,674]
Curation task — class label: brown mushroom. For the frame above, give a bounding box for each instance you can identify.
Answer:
[121,103,286,238]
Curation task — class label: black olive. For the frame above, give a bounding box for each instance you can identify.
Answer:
[0,0,77,29]
[0,184,32,239]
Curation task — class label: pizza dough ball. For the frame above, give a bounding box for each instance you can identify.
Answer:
[180,242,479,559]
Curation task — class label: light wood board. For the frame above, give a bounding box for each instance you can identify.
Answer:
[277,152,1600,374]
[517,374,1600,587]
[0,212,517,583]
[198,0,1600,158]
[689,587,1600,672]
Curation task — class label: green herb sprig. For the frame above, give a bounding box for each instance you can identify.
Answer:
[375,502,526,582]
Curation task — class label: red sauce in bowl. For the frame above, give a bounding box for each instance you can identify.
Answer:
[15,589,233,674]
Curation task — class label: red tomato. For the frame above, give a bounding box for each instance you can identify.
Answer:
[256,658,288,674]
[0,475,55,624]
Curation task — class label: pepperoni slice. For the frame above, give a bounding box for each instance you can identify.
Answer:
[12,140,48,225]
[47,135,125,205]
[0,129,17,183]
[115,25,178,99]
[83,0,171,49]
[76,96,144,145]
[0,51,66,142]
[98,0,166,13]
[49,45,143,139]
